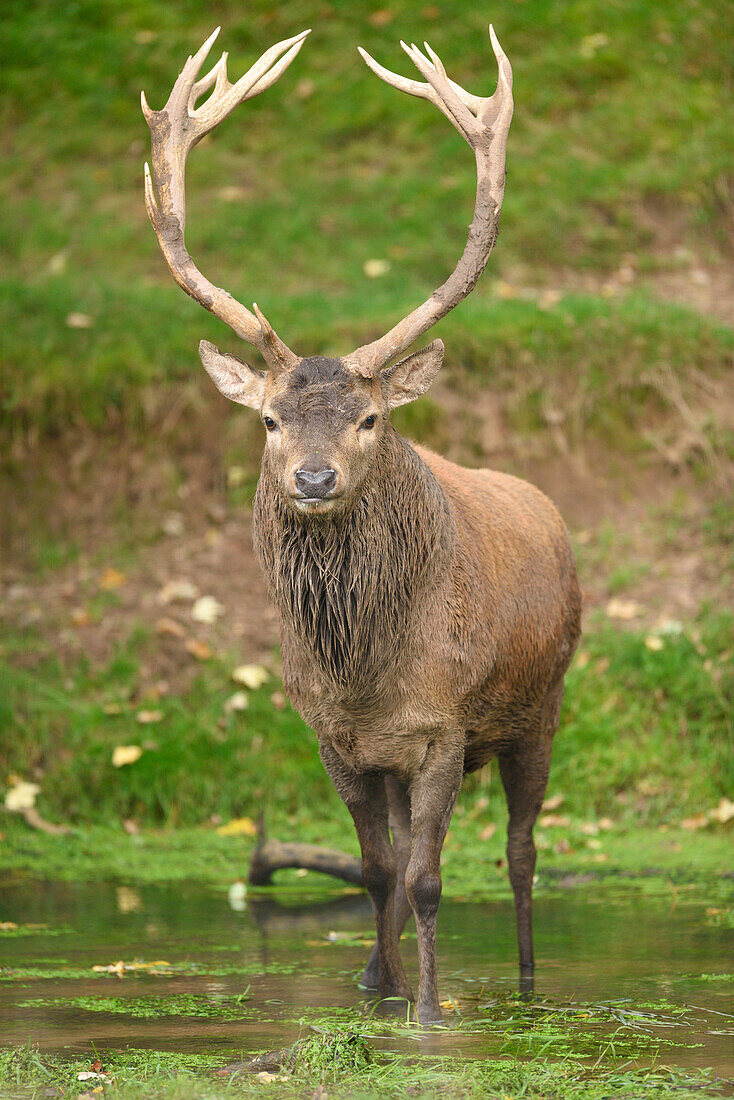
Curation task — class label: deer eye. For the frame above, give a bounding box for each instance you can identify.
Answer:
[263,416,278,431]
[360,415,377,430]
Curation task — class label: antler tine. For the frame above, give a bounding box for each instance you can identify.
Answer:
[345,22,513,377]
[142,28,310,370]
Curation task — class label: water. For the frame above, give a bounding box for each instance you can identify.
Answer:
[1,876,732,1072]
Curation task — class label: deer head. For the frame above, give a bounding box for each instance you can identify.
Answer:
[142,23,512,516]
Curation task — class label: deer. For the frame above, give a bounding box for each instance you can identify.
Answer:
[142,20,581,1025]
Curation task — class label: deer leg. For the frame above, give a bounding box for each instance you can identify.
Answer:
[319,743,412,1002]
[405,740,464,1024]
[361,775,412,989]
[498,717,557,990]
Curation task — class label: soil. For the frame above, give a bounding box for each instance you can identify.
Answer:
[1,412,730,697]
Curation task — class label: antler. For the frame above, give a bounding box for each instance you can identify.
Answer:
[343,25,513,377]
[141,27,310,372]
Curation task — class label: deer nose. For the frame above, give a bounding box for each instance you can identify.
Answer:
[294,465,337,498]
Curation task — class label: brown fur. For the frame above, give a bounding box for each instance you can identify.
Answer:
[254,409,581,1022]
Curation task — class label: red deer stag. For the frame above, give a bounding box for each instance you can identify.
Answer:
[142,21,581,1024]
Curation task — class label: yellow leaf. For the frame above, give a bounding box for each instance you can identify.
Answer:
[4,781,41,811]
[232,664,269,690]
[112,745,143,768]
[216,817,258,837]
[99,567,126,591]
[185,638,212,660]
[645,635,664,651]
[136,710,163,724]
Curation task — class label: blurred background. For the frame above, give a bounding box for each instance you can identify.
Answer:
[0,0,731,844]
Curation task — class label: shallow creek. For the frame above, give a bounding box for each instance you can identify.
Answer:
[1,876,732,1073]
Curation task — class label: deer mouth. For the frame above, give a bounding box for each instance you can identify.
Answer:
[292,495,340,514]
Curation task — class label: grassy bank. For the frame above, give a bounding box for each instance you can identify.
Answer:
[2,0,733,444]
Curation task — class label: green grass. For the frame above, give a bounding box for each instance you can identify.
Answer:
[0,1039,727,1099]
[1,0,732,441]
[0,610,731,888]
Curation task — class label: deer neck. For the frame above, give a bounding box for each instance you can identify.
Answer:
[254,428,453,695]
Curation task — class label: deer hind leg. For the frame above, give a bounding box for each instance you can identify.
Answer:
[498,684,563,990]
[361,775,412,990]
[319,743,412,1002]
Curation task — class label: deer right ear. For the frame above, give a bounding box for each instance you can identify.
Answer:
[199,340,267,409]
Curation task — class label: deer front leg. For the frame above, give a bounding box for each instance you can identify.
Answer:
[405,739,464,1024]
[319,743,412,1002]
[361,775,412,990]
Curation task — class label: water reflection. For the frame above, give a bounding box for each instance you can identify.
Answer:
[0,876,731,1072]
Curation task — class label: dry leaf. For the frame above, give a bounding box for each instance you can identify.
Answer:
[553,838,572,854]
[155,617,186,638]
[191,596,224,624]
[122,819,140,835]
[232,664,269,690]
[185,638,212,660]
[157,580,199,604]
[645,635,664,651]
[136,710,163,724]
[216,817,258,837]
[363,258,390,278]
[103,702,123,715]
[680,814,708,831]
[539,813,571,828]
[270,691,287,710]
[580,821,599,836]
[710,798,734,825]
[112,745,143,767]
[586,838,603,850]
[479,823,497,842]
[224,691,249,713]
[598,817,615,830]
[542,793,564,811]
[161,512,184,537]
[71,606,91,626]
[369,8,394,25]
[66,311,93,328]
[99,567,126,591]
[5,781,40,812]
[606,598,642,620]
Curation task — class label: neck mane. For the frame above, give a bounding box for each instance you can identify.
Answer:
[253,431,452,696]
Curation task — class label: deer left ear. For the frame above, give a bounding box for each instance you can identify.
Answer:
[383,339,445,409]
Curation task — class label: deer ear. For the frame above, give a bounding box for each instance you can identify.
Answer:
[383,339,444,409]
[199,340,267,409]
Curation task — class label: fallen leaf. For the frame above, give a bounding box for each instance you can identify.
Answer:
[185,638,212,660]
[155,617,186,638]
[598,817,615,830]
[574,650,590,669]
[539,813,571,828]
[294,77,315,99]
[4,781,41,812]
[232,664,269,690]
[363,258,390,278]
[161,512,184,537]
[227,465,247,488]
[606,598,642,620]
[103,702,123,715]
[216,817,258,837]
[586,838,603,850]
[580,821,599,836]
[112,745,144,767]
[191,595,224,624]
[553,838,572,854]
[542,793,564,811]
[71,606,91,626]
[66,311,93,329]
[591,852,609,863]
[224,691,249,713]
[680,813,708,831]
[99,567,126,591]
[157,580,199,604]
[270,691,287,710]
[136,710,163,724]
[122,819,140,835]
[479,823,497,841]
[645,635,664,651]
[368,8,394,25]
[710,798,734,825]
